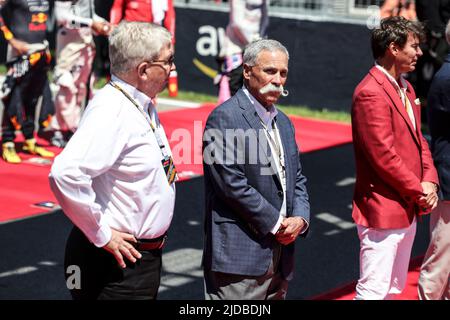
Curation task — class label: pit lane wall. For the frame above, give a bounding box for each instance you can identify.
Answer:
[174,7,373,111]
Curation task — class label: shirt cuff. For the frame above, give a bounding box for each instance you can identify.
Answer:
[93,14,106,23]
[270,215,284,235]
[299,218,309,234]
[88,224,112,248]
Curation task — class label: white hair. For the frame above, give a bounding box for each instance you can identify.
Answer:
[243,39,289,66]
[109,21,172,75]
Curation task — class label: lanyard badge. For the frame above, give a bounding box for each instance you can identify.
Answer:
[162,155,177,185]
[109,81,178,185]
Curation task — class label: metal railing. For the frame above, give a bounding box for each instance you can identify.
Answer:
[174,0,391,23]
[353,0,384,8]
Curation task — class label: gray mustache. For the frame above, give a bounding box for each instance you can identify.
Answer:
[259,83,289,97]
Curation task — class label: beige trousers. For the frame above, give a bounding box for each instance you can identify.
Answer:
[51,27,95,132]
[354,219,417,300]
[418,201,450,300]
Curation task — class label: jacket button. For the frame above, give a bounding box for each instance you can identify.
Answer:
[277,191,283,198]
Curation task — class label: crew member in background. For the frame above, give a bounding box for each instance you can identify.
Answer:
[109,0,178,97]
[380,0,417,20]
[50,0,111,148]
[216,0,268,104]
[417,19,450,300]
[415,0,450,100]
[0,0,55,164]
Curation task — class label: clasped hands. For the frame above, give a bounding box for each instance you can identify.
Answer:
[275,217,306,245]
[416,181,438,213]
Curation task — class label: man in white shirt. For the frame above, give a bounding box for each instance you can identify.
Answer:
[49,21,177,300]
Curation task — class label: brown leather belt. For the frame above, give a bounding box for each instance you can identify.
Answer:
[134,234,167,251]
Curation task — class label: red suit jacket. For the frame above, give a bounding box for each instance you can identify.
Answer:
[351,66,439,229]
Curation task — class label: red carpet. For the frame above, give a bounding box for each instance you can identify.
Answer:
[0,134,62,223]
[312,256,423,300]
[1,103,352,223]
[159,103,352,180]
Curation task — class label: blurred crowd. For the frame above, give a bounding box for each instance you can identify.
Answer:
[0,0,176,163]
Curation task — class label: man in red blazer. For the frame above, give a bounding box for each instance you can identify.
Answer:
[351,16,439,300]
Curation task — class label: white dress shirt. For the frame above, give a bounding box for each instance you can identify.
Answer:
[49,75,176,248]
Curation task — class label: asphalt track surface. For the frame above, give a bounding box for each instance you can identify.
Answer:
[0,143,431,300]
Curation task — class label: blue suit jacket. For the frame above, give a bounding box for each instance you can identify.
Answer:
[427,54,450,200]
[202,89,310,280]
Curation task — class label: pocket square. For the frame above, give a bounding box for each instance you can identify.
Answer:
[414,98,421,105]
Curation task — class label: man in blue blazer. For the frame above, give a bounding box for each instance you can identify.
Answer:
[202,39,310,300]
[418,20,450,300]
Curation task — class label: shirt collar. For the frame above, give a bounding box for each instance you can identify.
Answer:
[242,86,278,128]
[374,62,408,92]
[111,74,154,115]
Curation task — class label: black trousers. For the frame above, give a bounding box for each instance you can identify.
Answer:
[64,227,162,300]
[1,56,54,143]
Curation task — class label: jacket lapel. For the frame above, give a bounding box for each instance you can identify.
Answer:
[274,114,292,196]
[370,67,420,147]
